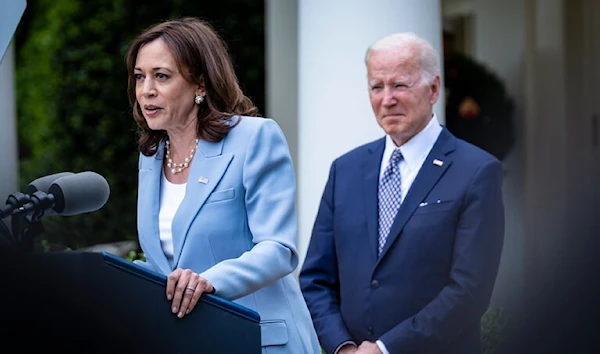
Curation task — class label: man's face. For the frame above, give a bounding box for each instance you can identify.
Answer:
[367,47,440,146]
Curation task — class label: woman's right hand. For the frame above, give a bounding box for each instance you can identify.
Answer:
[166,268,214,318]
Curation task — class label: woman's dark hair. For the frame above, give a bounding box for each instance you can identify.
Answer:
[125,17,259,156]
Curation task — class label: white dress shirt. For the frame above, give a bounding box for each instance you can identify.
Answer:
[158,171,186,267]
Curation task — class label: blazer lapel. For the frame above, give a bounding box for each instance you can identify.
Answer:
[377,129,455,260]
[171,138,233,267]
[138,141,172,275]
[363,138,385,258]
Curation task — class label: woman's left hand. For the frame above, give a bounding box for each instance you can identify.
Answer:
[166,268,214,318]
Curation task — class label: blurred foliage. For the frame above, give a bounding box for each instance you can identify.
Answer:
[14,0,264,250]
[126,250,146,262]
[481,307,509,354]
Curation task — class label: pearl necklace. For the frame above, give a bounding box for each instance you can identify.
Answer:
[165,138,199,174]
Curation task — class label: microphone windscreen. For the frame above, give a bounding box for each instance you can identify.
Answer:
[26,172,74,194]
[48,171,110,216]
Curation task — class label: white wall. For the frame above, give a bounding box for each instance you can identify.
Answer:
[567,0,600,255]
[0,0,26,234]
[443,0,600,312]
[524,0,570,283]
[520,0,600,303]
[0,43,19,204]
[442,0,526,309]
[265,0,298,166]
[443,0,475,17]
[472,0,526,309]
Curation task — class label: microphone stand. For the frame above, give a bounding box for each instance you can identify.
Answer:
[0,191,50,254]
[0,191,30,253]
[0,217,17,254]
[13,192,53,254]
[12,214,45,254]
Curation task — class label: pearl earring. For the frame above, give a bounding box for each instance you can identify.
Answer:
[194,95,204,105]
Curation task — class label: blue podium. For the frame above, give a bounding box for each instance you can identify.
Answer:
[0,250,261,353]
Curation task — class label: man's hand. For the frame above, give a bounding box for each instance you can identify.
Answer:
[356,341,382,354]
[337,343,359,353]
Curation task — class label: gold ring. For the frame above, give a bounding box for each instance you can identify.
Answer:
[185,286,195,292]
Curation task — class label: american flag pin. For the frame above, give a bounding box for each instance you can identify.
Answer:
[433,159,444,166]
[198,176,209,184]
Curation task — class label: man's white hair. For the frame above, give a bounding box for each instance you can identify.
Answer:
[365,32,440,85]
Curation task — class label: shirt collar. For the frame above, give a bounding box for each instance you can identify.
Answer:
[384,114,442,170]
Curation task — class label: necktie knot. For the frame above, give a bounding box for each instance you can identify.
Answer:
[390,148,403,165]
[382,148,403,183]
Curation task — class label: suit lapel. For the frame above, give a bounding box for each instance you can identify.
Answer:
[138,140,172,275]
[377,129,455,261]
[363,139,385,258]
[171,138,233,267]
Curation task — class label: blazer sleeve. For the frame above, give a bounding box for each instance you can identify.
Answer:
[299,160,355,353]
[380,158,505,354]
[199,119,299,300]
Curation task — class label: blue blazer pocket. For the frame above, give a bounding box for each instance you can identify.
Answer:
[205,188,235,204]
[260,319,289,346]
[413,199,454,215]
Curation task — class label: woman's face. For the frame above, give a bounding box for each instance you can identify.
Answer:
[134,38,204,134]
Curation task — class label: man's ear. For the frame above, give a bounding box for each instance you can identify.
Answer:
[430,75,441,105]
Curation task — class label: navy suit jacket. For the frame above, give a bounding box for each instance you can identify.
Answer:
[299,128,505,354]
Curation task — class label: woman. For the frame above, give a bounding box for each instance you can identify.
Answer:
[125,17,320,353]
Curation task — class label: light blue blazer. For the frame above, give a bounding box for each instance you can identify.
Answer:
[134,116,320,353]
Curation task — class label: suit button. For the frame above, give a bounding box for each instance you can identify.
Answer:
[371,279,379,289]
[368,327,373,335]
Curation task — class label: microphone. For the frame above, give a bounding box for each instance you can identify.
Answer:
[0,172,74,219]
[26,172,75,194]
[24,171,75,219]
[13,171,110,218]
[1,171,75,252]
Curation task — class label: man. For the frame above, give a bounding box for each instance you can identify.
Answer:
[299,32,505,354]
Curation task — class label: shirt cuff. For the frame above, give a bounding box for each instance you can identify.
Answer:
[334,341,357,354]
[376,340,390,354]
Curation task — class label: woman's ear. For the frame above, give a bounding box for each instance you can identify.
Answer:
[196,76,206,97]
